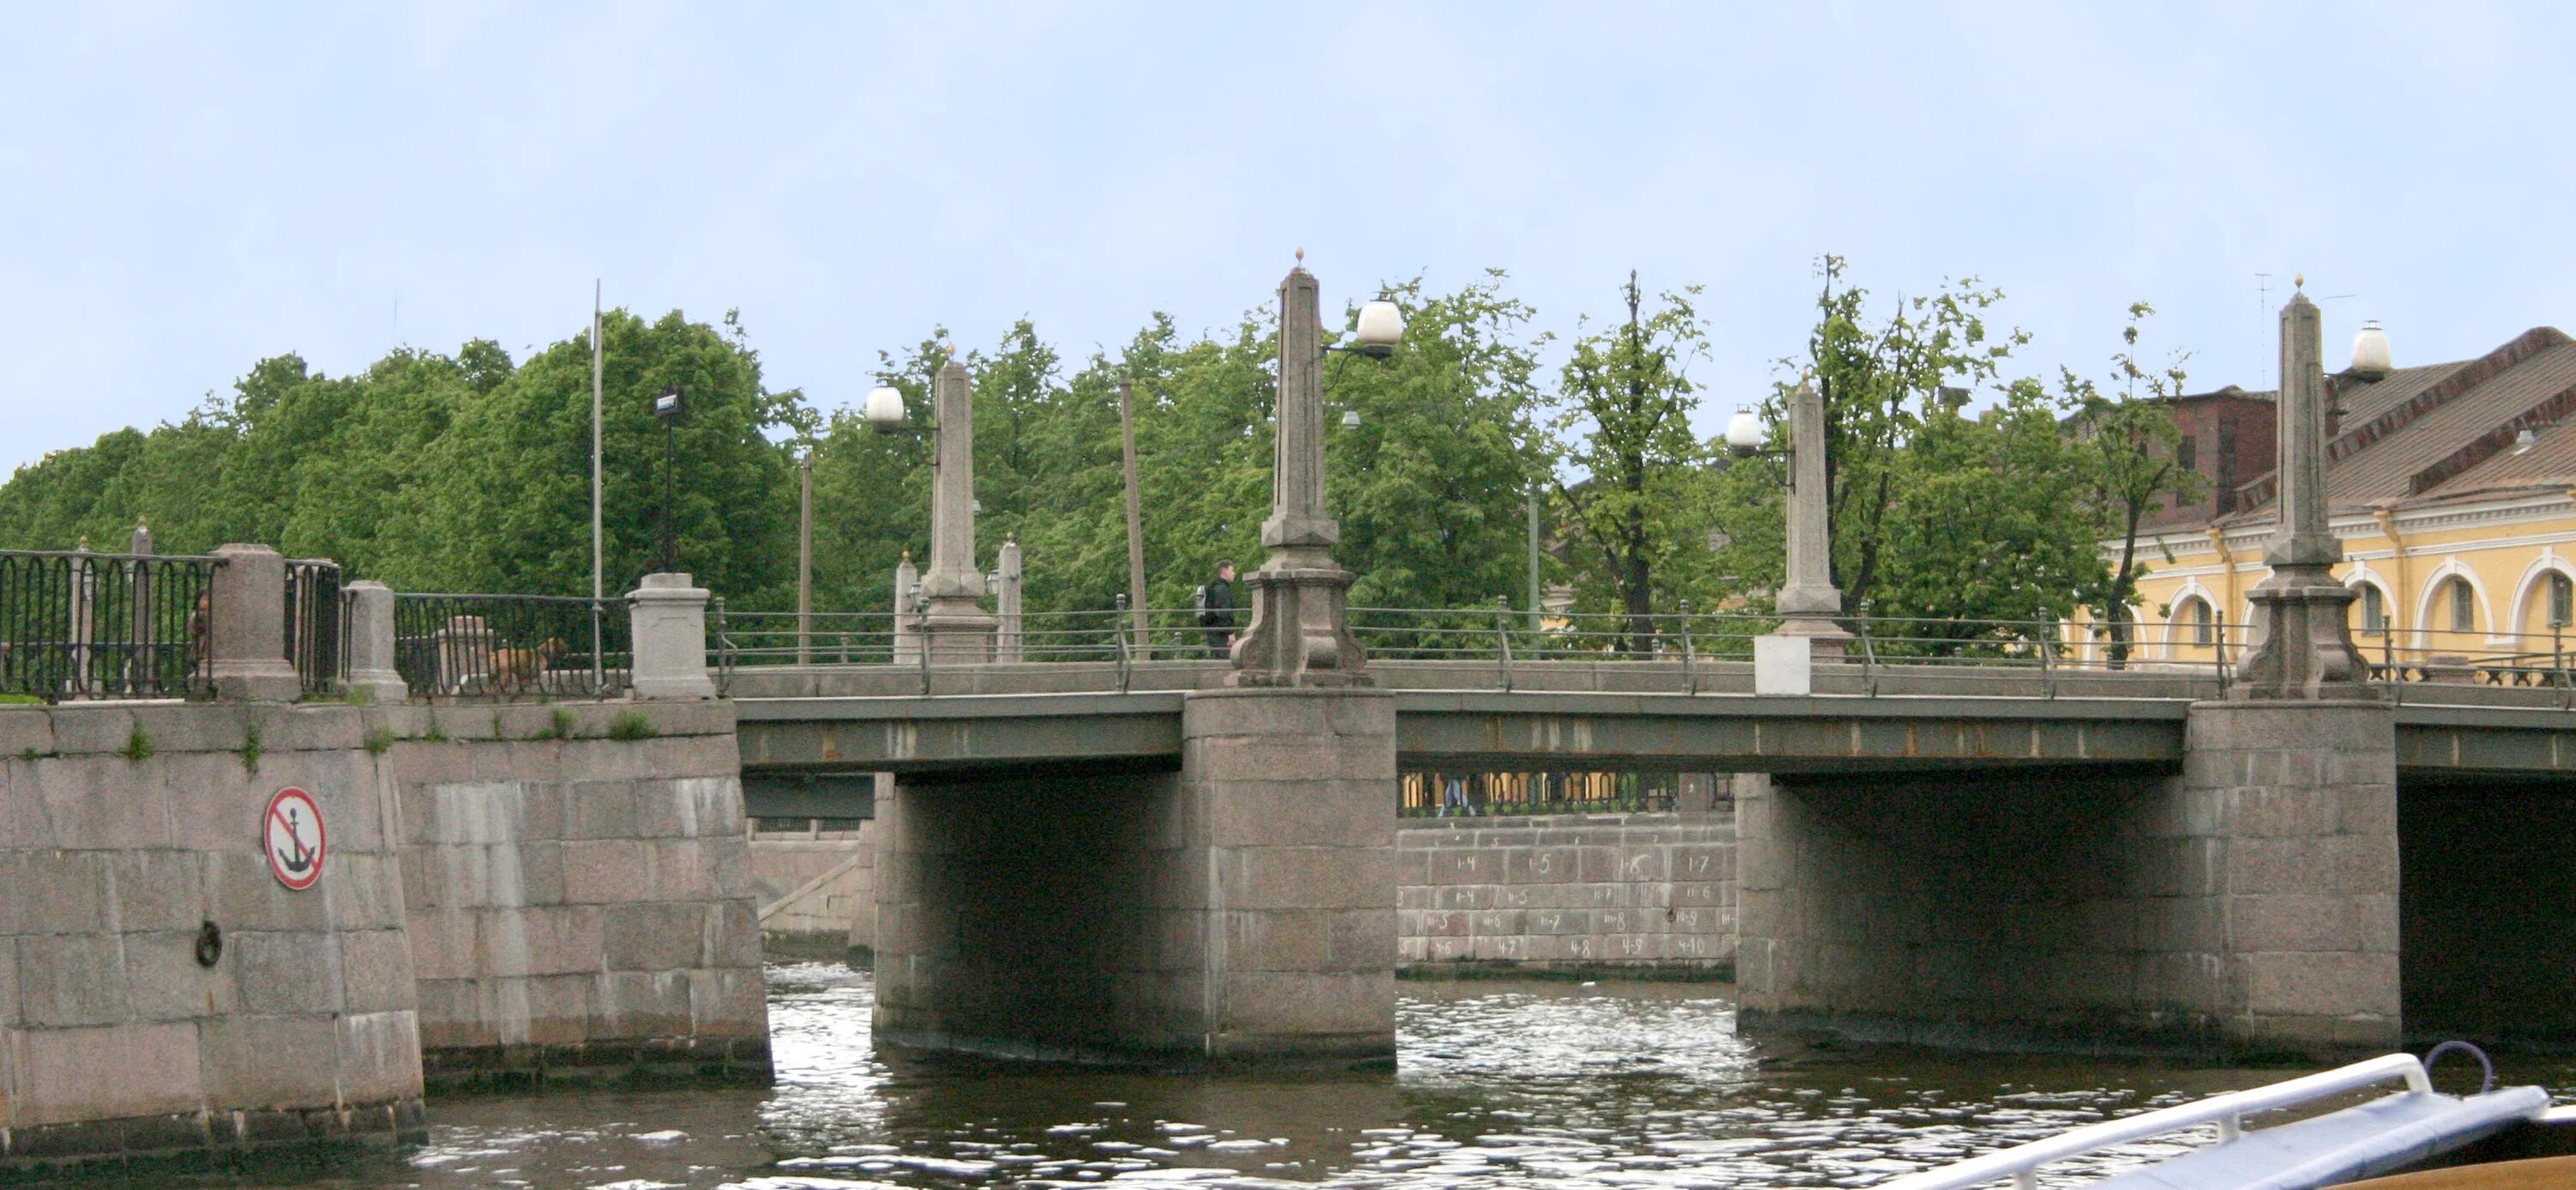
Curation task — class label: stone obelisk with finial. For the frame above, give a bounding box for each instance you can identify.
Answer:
[2233,277,2371,699]
[1230,251,1369,686]
[918,355,994,663]
[1775,374,1851,659]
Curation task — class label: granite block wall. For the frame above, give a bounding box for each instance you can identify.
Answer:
[0,703,424,1175]
[1398,811,1735,976]
[383,701,768,1089]
[748,822,875,954]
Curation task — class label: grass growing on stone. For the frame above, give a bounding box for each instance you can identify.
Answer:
[365,726,398,755]
[0,693,42,705]
[606,710,658,741]
[422,714,450,744]
[529,707,580,740]
[237,725,264,774]
[121,726,155,762]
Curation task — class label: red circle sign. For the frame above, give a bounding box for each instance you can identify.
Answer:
[264,787,326,890]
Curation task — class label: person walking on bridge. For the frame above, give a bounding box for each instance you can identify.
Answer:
[1196,559,1238,659]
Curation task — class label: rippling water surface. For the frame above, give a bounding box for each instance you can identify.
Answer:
[238,960,2576,1190]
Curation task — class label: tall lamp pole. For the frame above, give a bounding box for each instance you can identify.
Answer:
[797,450,814,664]
[1119,379,1149,655]
[1526,487,1543,634]
[652,387,683,574]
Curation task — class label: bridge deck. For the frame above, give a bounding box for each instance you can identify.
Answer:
[732,661,2576,783]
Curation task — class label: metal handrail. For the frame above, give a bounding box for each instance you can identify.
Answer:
[1877,1052,2438,1190]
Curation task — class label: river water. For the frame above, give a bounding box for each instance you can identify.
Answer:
[240,960,2573,1190]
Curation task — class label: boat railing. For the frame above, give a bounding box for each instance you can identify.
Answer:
[1875,1052,2436,1190]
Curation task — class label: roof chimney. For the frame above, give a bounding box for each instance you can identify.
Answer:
[2351,320,2392,379]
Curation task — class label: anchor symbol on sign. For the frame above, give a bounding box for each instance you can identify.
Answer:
[272,805,317,876]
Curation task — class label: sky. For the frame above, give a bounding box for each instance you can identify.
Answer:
[5,2,2573,475]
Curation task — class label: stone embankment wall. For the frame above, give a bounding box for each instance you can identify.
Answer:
[745,811,1739,978]
[1397,811,1737,977]
[0,698,765,1175]
[386,701,767,1089]
[748,822,875,955]
[0,702,423,1176]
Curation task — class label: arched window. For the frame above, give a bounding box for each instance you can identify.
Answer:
[2551,573,2573,629]
[2446,578,2476,634]
[2360,583,2387,636]
[2190,598,2214,647]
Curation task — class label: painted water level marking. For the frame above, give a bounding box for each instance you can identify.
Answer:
[264,786,326,889]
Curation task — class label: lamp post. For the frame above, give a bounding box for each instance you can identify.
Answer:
[1725,376,1850,658]
[1228,257,1402,686]
[1117,379,1149,655]
[651,387,683,574]
[797,450,814,665]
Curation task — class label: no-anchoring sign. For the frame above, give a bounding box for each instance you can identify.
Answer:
[264,786,326,890]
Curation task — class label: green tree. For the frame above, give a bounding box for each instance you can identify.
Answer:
[434,309,799,600]
[1549,271,1710,650]
[2068,302,2202,664]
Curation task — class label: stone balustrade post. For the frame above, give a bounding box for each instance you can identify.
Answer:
[629,572,716,699]
[995,535,1023,663]
[343,580,408,702]
[209,543,301,701]
[891,551,921,665]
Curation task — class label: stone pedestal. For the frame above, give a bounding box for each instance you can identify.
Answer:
[209,543,300,702]
[1230,568,1366,687]
[343,580,408,703]
[628,573,715,700]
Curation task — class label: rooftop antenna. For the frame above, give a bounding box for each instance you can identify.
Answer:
[2255,272,2274,371]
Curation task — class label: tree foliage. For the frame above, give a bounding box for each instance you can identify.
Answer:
[1548,272,1710,648]
[0,264,2197,661]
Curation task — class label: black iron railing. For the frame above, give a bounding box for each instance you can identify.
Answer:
[285,558,343,699]
[0,549,222,701]
[392,593,629,700]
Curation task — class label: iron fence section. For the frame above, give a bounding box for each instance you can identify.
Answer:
[393,593,629,700]
[705,597,2576,707]
[0,549,221,701]
[285,558,343,699]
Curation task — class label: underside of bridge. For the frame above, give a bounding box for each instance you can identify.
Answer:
[2399,774,2576,1050]
[1737,701,2407,1059]
[870,689,1397,1068]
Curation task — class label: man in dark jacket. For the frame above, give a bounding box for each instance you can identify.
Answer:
[1200,560,1237,658]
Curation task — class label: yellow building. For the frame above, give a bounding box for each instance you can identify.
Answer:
[2102,324,2576,677]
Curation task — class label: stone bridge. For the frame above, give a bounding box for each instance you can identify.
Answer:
[716,656,2576,1067]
